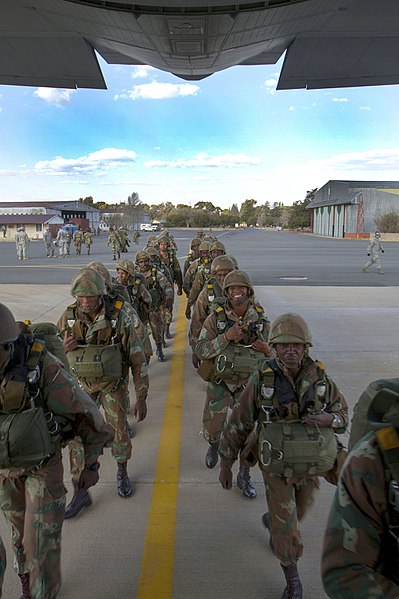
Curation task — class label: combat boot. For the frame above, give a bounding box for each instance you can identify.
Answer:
[165,324,172,339]
[237,465,257,498]
[156,343,166,362]
[117,462,134,498]
[19,573,32,599]
[64,480,92,519]
[281,563,303,599]
[205,442,219,469]
[378,269,385,274]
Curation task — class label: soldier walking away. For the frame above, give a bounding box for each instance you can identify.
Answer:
[15,226,30,260]
[0,303,112,599]
[322,378,399,598]
[43,227,54,258]
[219,313,348,599]
[158,235,183,339]
[84,228,93,255]
[363,230,385,274]
[73,226,84,255]
[65,228,72,255]
[133,229,141,244]
[55,227,68,258]
[58,268,149,515]
[195,270,272,499]
[107,226,122,260]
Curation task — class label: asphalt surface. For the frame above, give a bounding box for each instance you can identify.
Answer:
[0,228,398,599]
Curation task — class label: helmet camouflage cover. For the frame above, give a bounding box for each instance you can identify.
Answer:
[199,241,210,251]
[222,270,254,296]
[0,303,18,345]
[209,240,226,253]
[135,250,150,262]
[116,259,135,277]
[211,255,236,275]
[71,268,106,297]
[268,313,313,346]
[87,261,112,287]
[157,236,169,245]
[190,237,201,248]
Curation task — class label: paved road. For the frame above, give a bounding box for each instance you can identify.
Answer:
[0,229,398,599]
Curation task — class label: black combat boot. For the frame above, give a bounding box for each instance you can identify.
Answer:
[281,563,303,599]
[161,333,167,348]
[237,465,257,498]
[64,480,92,519]
[156,343,166,362]
[262,512,275,553]
[205,442,219,469]
[126,421,135,438]
[19,573,32,599]
[165,324,172,339]
[117,462,134,498]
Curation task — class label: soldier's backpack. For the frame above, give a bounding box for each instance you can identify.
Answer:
[27,321,70,372]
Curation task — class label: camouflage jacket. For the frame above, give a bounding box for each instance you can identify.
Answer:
[189,277,223,350]
[15,231,29,246]
[183,257,209,296]
[139,266,173,304]
[57,298,149,400]
[84,232,93,245]
[159,250,183,289]
[73,230,84,243]
[219,356,348,467]
[188,262,213,308]
[107,231,123,251]
[367,237,384,257]
[322,433,399,598]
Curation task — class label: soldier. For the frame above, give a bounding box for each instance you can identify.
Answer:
[219,313,348,599]
[118,227,130,253]
[183,241,211,316]
[322,378,399,598]
[133,229,141,244]
[363,230,385,274]
[84,228,93,255]
[107,226,122,260]
[73,226,84,255]
[188,240,226,310]
[58,268,149,515]
[157,235,183,339]
[196,228,205,240]
[65,228,72,255]
[144,235,158,251]
[15,226,30,260]
[195,270,271,498]
[135,250,173,362]
[55,227,68,258]
[43,226,54,258]
[183,237,201,277]
[0,302,112,599]
[190,255,237,368]
[161,229,177,251]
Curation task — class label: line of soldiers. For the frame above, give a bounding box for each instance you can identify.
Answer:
[43,227,93,258]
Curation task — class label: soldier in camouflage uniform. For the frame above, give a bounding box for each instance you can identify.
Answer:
[143,235,158,251]
[55,227,68,259]
[190,255,237,368]
[65,228,72,255]
[73,227,84,255]
[219,313,348,599]
[183,241,211,318]
[195,270,271,498]
[83,228,93,255]
[133,229,141,244]
[157,235,183,339]
[363,230,385,274]
[58,268,149,514]
[43,227,54,258]
[322,378,399,598]
[183,237,201,277]
[0,302,112,599]
[188,240,226,310]
[15,226,30,260]
[107,226,122,260]
[135,250,173,362]
[118,227,130,253]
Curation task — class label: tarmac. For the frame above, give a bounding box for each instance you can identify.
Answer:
[0,281,398,599]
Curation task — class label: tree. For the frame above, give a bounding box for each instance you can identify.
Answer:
[79,196,94,206]
[287,198,311,229]
[374,209,399,233]
[127,191,141,207]
[240,199,258,226]
[257,201,271,227]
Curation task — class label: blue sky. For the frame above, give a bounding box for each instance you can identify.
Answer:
[1,55,399,210]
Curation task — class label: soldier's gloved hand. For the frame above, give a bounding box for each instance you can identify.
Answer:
[382,249,385,253]
[134,398,147,422]
[192,353,201,369]
[177,287,183,296]
[367,253,370,256]
[78,462,100,489]
[219,462,233,490]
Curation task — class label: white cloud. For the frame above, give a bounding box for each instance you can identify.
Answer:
[332,97,349,103]
[289,106,295,111]
[34,148,137,176]
[34,88,76,107]
[264,77,278,95]
[144,152,261,168]
[314,147,399,171]
[114,81,200,101]
[360,105,371,111]
[131,66,153,79]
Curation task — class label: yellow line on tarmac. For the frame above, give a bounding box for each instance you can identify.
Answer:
[136,296,187,599]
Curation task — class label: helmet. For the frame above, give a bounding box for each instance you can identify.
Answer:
[71,268,106,297]
[209,241,225,253]
[136,250,150,262]
[146,247,159,258]
[190,237,201,249]
[223,270,254,296]
[211,255,236,275]
[268,313,313,346]
[199,241,210,252]
[116,259,135,277]
[157,236,169,245]
[0,303,18,345]
[86,261,112,287]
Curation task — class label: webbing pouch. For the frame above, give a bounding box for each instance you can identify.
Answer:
[68,344,123,383]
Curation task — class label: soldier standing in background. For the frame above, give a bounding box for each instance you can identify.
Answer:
[84,228,93,255]
[0,302,112,599]
[56,227,68,259]
[107,226,122,260]
[133,229,141,244]
[58,268,149,515]
[363,230,385,274]
[43,226,54,258]
[15,226,30,260]
[73,227,84,255]
[65,228,72,255]
[219,313,348,599]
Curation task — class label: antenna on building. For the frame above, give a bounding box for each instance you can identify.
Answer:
[356,192,365,237]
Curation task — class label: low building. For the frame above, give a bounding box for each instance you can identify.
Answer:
[306,180,399,238]
[0,214,64,240]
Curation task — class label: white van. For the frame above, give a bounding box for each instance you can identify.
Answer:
[140,223,153,231]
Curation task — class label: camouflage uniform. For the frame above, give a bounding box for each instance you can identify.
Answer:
[0,303,112,599]
[158,237,183,337]
[55,229,68,258]
[322,433,399,598]
[183,253,211,303]
[43,229,54,258]
[363,231,385,274]
[0,536,5,598]
[83,230,93,255]
[133,230,141,244]
[107,227,122,260]
[183,237,201,277]
[188,245,222,309]
[15,228,29,260]
[65,230,72,255]
[73,228,84,255]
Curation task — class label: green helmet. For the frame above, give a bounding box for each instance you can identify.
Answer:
[209,240,225,253]
[87,261,112,288]
[0,303,18,345]
[268,313,313,346]
[190,237,201,249]
[136,250,150,262]
[71,268,106,297]
[157,236,169,245]
[199,241,210,252]
[211,255,236,275]
[222,270,254,296]
[116,259,135,277]
[146,247,159,258]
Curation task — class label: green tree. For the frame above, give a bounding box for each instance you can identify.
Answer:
[286,189,316,229]
[240,199,258,226]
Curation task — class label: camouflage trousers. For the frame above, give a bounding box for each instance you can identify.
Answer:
[0,453,66,599]
[261,469,320,566]
[45,242,54,258]
[161,304,173,326]
[363,255,382,270]
[69,382,131,480]
[148,310,165,344]
[203,381,243,444]
[74,242,82,255]
[0,534,5,598]
[16,244,27,260]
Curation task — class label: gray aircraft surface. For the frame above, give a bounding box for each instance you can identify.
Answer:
[1,0,399,89]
